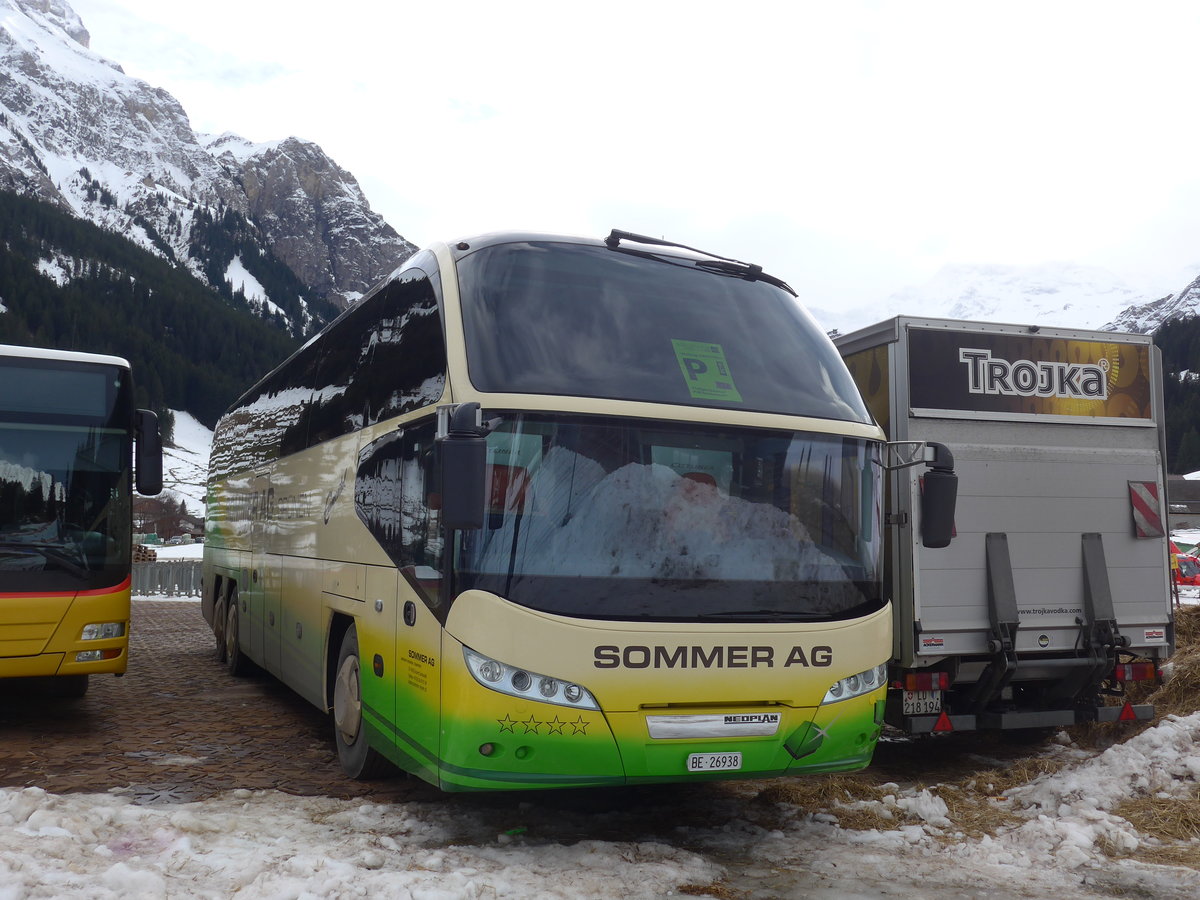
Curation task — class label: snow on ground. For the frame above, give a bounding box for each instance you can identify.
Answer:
[1175,527,1200,547]
[0,786,719,899]
[161,410,212,516]
[223,255,267,304]
[103,435,1200,895]
[148,543,203,561]
[4,714,1200,898]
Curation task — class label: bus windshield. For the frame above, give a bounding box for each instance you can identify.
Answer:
[452,414,883,622]
[457,240,872,424]
[0,360,133,592]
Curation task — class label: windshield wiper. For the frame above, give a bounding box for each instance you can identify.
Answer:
[604,229,796,295]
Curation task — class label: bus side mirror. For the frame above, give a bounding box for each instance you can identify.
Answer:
[920,442,957,549]
[135,409,163,496]
[438,403,486,531]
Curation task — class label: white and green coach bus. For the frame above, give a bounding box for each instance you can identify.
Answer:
[201,230,956,791]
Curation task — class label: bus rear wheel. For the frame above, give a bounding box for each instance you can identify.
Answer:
[213,596,227,663]
[332,625,392,780]
[224,593,251,676]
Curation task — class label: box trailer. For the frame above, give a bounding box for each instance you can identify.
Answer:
[836,317,1173,734]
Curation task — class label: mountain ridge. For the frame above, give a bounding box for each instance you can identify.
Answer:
[0,0,415,335]
[817,261,1199,338]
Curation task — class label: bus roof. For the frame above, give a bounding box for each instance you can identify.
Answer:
[0,343,131,369]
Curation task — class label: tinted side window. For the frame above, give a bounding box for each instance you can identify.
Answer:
[209,339,323,480]
[308,269,446,447]
[355,420,443,606]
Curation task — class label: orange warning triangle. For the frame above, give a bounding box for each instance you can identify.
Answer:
[1118,702,1138,722]
[932,711,954,732]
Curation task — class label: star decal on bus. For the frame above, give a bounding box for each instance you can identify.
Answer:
[570,716,589,735]
[497,714,517,733]
[522,715,542,734]
[546,716,566,735]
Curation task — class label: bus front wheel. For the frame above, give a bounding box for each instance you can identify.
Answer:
[55,674,89,698]
[332,625,391,780]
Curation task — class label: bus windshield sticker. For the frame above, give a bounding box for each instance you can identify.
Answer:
[671,340,743,403]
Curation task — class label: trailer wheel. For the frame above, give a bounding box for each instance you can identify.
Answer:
[332,624,392,780]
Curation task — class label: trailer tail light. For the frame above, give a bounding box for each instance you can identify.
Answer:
[1112,662,1157,683]
[900,671,951,691]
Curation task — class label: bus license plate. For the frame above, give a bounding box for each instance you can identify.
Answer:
[903,690,942,715]
[687,752,742,773]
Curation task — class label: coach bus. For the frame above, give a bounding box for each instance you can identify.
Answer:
[0,345,162,696]
[202,230,956,791]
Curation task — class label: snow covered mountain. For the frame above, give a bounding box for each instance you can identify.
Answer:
[1106,274,1200,333]
[819,261,1200,337]
[1,0,1196,343]
[0,0,415,334]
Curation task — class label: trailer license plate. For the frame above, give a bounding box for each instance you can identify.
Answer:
[903,690,942,715]
[687,752,742,772]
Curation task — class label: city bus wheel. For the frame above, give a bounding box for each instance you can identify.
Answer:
[224,593,251,676]
[332,625,392,780]
[213,596,228,663]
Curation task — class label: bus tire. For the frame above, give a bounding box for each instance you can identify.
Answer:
[332,625,392,780]
[213,596,228,663]
[224,593,251,676]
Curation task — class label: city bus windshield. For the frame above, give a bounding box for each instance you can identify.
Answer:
[0,359,133,592]
[452,414,883,622]
[457,240,872,424]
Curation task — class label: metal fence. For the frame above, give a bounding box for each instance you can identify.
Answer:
[132,561,203,598]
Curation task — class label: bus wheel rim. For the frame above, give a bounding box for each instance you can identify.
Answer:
[334,655,362,743]
[225,606,238,660]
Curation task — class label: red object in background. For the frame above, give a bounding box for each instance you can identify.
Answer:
[1175,554,1200,586]
[487,464,530,513]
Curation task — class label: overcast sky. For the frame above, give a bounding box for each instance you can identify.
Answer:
[68,0,1200,308]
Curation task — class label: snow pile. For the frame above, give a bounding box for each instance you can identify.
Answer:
[0,787,717,899]
[978,714,1200,870]
[6,713,1200,897]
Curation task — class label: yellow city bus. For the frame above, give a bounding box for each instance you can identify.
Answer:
[0,345,162,696]
[202,230,956,790]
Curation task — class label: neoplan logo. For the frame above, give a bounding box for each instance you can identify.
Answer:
[958,348,1107,401]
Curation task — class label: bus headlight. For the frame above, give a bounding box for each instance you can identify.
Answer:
[81,622,126,640]
[464,647,599,710]
[821,662,887,705]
